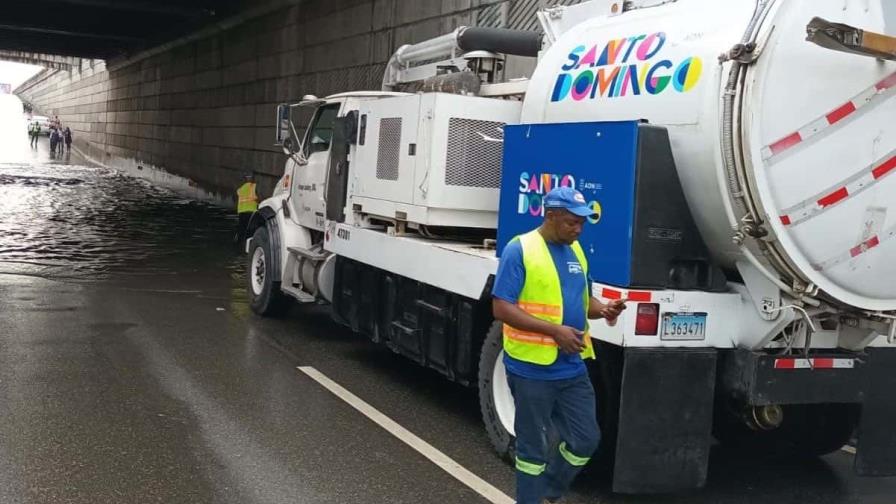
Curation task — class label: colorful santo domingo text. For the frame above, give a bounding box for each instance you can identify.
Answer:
[518,171,602,224]
[552,32,702,102]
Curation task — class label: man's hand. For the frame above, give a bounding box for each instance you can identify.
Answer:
[600,298,628,322]
[551,325,586,354]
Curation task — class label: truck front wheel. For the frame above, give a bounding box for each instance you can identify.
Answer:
[247,226,288,316]
[478,320,516,460]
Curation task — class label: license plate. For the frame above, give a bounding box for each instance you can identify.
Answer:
[661,312,708,341]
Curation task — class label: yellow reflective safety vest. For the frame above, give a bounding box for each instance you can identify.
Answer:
[236,182,258,214]
[502,229,596,365]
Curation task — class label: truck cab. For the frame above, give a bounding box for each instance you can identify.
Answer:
[277,92,411,234]
[248,92,411,306]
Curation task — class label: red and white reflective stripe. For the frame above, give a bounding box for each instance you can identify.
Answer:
[762,70,896,163]
[774,358,855,369]
[778,149,896,226]
[600,287,653,302]
[812,223,896,271]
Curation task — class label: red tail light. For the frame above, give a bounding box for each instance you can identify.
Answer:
[635,303,659,335]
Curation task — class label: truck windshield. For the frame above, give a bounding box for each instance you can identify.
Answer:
[303,104,340,155]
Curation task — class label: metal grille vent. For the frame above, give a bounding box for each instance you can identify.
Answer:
[445,118,505,188]
[376,118,402,181]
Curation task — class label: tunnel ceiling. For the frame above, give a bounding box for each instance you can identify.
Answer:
[0,0,247,60]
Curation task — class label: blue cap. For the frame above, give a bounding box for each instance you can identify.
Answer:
[543,187,597,217]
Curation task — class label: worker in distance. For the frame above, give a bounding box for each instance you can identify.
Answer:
[235,172,259,243]
[492,186,627,504]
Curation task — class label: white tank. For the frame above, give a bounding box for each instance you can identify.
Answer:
[521,0,896,312]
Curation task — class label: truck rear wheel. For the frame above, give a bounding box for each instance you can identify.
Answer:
[478,320,515,460]
[714,403,858,457]
[247,226,288,316]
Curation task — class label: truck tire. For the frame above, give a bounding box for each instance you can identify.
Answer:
[247,226,288,316]
[478,320,515,460]
[714,403,859,457]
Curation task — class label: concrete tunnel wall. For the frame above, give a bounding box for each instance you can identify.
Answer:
[15,0,571,204]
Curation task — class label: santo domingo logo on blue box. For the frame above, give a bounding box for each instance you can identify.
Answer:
[552,31,702,102]
[517,171,602,225]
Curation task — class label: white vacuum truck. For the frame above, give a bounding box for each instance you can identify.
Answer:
[245,0,896,493]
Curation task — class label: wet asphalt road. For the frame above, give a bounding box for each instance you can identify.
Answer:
[4,98,896,503]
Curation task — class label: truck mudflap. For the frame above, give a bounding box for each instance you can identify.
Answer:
[856,347,896,476]
[612,348,717,494]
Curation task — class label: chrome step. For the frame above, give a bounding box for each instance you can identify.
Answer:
[281,284,316,303]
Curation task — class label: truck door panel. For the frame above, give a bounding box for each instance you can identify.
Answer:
[291,103,340,231]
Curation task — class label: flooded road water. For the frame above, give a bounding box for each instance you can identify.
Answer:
[0,96,240,283]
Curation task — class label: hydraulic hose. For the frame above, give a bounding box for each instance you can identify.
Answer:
[456,27,543,57]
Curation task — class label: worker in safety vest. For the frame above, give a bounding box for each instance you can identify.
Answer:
[235,172,258,243]
[29,121,40,148]
[492,186,627,504]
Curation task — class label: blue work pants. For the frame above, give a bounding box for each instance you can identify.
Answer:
[507,372,600,504]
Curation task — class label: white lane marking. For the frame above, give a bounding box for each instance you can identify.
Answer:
[297,366,514,504]
[841,445,857,455]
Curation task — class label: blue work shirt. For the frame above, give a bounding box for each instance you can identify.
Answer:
[492,238,591,380]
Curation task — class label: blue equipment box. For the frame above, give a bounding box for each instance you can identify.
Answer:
[496,121,724,291]
[497,121,639,287]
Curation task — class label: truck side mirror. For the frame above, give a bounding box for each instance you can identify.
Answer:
[275,103,290,148]
[282,136,295,154]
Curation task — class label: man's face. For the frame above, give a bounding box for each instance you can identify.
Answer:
[546,209,586,244]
